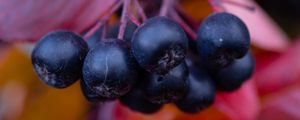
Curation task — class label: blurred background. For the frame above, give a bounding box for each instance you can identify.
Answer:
[0,0,300,120]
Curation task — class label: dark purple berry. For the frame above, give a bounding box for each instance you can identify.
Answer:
[82,39,138,99]
[143,61,189,104]
[31,30,88,88]
[132,16,188,75]
[212,51,255,91]
[120,86,163,114]
[197,12,250,70]
[176,66,216,113]
[80,79,112,103]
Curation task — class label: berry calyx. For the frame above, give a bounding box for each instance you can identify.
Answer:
[132,16,188,75]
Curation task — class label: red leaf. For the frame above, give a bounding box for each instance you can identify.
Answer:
[215,80,260,120]
[255,37,300,95]
[0,0,115,42]
[260,86,300,120]
[223,0,290,52]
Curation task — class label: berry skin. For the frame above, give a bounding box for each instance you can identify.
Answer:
[82,39,138,99]
[80,79,111,103]
[197,12,250,70]
[120,86,163,114]
[132,16,188,75]
[143,61,189,104]
[107,20,138,42]
[31,30,88,88]
[176,66,216,113]
[212,51,255,91]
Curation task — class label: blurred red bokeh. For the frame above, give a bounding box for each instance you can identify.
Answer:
[0,0,300,120]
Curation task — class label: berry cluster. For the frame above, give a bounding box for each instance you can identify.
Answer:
[31,0,254,114]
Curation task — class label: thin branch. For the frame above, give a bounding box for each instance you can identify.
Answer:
[170,9,197,40]
[133,0,147,22]
[118,0,131,40]
[175,4,198,29]
[159,0,174,16]
[101,22,108,40]
[208,0,226,12]
[127,13,141,26]
[84,1,123,40]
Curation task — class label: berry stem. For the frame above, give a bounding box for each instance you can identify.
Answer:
[208,0,226,12]
[83,21,102,40]
[170,10,197,40]
[133,0,147,22]
[159,0,174,16]
[84,0,122,40]
[175,4,199,30]
[118,0,131,40]
[127,13,141,26]
[101,22,108,40]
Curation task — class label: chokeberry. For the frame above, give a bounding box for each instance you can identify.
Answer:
[82,39,138,99]
[176,66,216,113]
[120,86,163,114]
[31,30,88,88]
[212,51,255,91]
[197,12,250,70]
[143,61,189,104]
[132,16,188,75]
[80,79,111,103]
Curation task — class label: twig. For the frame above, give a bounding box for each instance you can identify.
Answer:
[159,0,174,16]
[133,0,147,22]
[175,4,198,29]
[84,1,123,40]
[127,13,141,26]
[118,0,131,40]
[170,9,197,40]
[208,0,226,12]
[101,22,108,40]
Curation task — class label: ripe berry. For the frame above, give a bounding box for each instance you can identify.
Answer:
[143,61,189,104]
[120,86,163,114]
[31,30,88,88]
[176,66,216,113]
[80,79,111,103]
[132,16,188,75]
[212,51,255,91]
[82,39,138,99]
[107,20,138,42]
[197,12,250,70]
